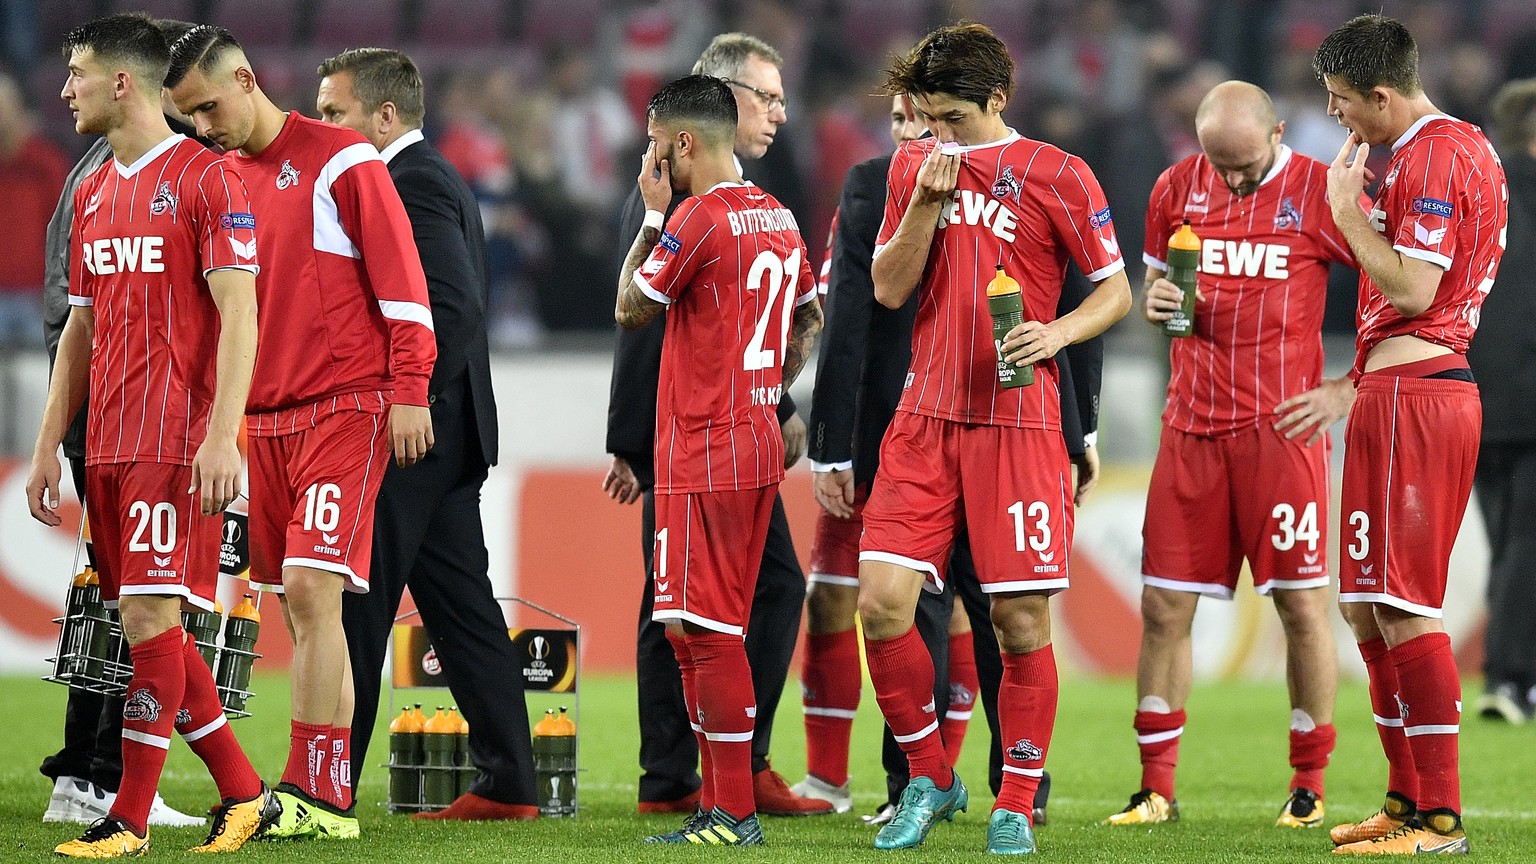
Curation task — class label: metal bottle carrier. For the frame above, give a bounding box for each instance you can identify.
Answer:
[384,596,579,815]
[43,508,261,718]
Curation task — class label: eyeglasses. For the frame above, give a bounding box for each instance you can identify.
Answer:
[723,78,788,113]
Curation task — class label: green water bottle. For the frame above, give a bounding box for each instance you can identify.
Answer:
[79,570,109,683]
[421,706,459,809]
[388,707,423,812]
[987,265,1033,388]
[215,594,259,713]
[1163,220,1201,337]
[182,600,222,670]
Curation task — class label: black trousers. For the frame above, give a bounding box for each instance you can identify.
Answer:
[39,455,125,794]
[344,387,536,806]
[636,489,806,802]
[1474,442,1536,692]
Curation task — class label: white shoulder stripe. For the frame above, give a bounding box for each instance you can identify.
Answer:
[313,142,382,259]
[378,299,435,331]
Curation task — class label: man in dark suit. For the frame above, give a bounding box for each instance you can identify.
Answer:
[601,33,831,817]
[803,94,1103,824]
[316,48,537,820]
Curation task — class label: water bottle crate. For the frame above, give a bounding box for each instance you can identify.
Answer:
[382,761,480,813]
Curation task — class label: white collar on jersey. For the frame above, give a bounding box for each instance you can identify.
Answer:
[933,129,1021,153]
[705,180,755,194]
[114,133,185,178]
[733,154,745,177]
[1391,113,1455,154]
[380,128,426,165]
[1258,144,1293,188]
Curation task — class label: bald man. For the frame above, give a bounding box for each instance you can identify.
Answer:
[1104,81,1361,829]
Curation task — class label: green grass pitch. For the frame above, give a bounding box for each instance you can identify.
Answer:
[4,672,1532,860]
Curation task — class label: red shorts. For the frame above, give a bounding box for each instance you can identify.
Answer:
[1339,374,1480,617]
[807,484,868,587]
[246,406,391,593]
[1142,424,1331,597]
[859,412,1073,594]
[86,462,220,611]
[651,486,776,635]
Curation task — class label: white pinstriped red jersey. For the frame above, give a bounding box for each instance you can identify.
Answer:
[68,135,258,466]
[1355,114,1507,374]
[635,182,817,494]
[875,132,1124,429]
[228,112,435,433]
[1143,145,1358,435]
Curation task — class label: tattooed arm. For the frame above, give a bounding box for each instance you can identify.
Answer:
[782,296,823,389]
[615,222,666,330]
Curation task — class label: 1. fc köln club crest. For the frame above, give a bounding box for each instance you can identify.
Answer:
[992,165,1022,203]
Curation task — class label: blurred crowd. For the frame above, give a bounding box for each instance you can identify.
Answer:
[3,0,1536,347]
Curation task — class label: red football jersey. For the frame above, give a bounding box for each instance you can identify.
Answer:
[1144,145,1358,435]
[875,133,1124,429]
[228,112,435,431]
[1356,115,1507,373]
[68,135,258,466]
[636,182,816,494]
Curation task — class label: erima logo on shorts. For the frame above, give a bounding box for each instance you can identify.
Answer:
[124,688,162,723]
[659,231,682,254]
[220,212,256,230]
[1412,197,1454,218]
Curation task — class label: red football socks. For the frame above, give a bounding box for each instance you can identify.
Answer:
[996,646,1056,816]
[113,626,186,837]
[1392,632,1461,814]
[282,720,331,801]
[685,632,757,820]
[176,635,261,801]
[326,725,352,810]
[667,630,712,811]
[942,630,979,766]
[1134,707,1186,801]
[802,629,861,786]
[1359,637,1420,803]
[1288,722,1336,796]
[865,626,948,783]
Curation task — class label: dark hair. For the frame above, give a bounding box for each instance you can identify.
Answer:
[165,24,243,89]
[62,13,170,89]
[318,48,425,127]
[1491,78,1536,156]
[1312,14,1421,97]
[887,22,1014,111]
[646,75,738,145]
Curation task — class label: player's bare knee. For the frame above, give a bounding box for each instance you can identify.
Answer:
[1273,588,1330,634]
[805,582,858,634]
[279,568,345,630]
[116,595,181,645]
[857,590,913,641]
[1140,586,1197,637]
[989,593,1051,653]
[1337,599,1380,641]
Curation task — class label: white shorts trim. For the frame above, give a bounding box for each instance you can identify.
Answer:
[1002,765,1044,777]
[116,584,216,612]
[980,578,1070,595]
[1404,723,1459,737]
[1142,574,1233,599]
[1338,591,1443,619]
[859,551,943,593]
[1258,575,1332,595]
[651,609,745,637]
[181,715,227,742]
[807,571,860,588]
[283,557,369,593]
[892,720,939,744]
[1136,727,1184,745]
[123,729,171,750]
[804,706,858,719]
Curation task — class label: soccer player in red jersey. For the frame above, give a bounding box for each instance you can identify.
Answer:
[1105,81,1359,830]
[1314,14,1507,855]
[857,23,1131,854]
[27,13,273,857]
[165,26,436,838]
[614,74,822,846]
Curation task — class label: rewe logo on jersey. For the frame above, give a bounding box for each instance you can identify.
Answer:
[1200,239,1291,279]
[82,235,166,275]
[937,189,1018,242]
[276,160,300,190]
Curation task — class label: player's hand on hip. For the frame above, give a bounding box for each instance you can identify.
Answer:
[638,142,673,214]
[780,411,806,469]
[1144,277,1202,323]
[1071,444,1100,507]
[602,455,642,505]
[913,143,960,206]
[26,450,63,527]
[190,435,243,514]
[389,404,435,466]
[1273,376,1357,446]
[1002,319,1067,366]
[813,468,856,519]
[1327,133,1374,215]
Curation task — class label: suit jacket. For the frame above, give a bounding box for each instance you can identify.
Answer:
[606,184,797,489]
[1467,151,1536,443]
[386,134,498,464]
[807,154,1103,488]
